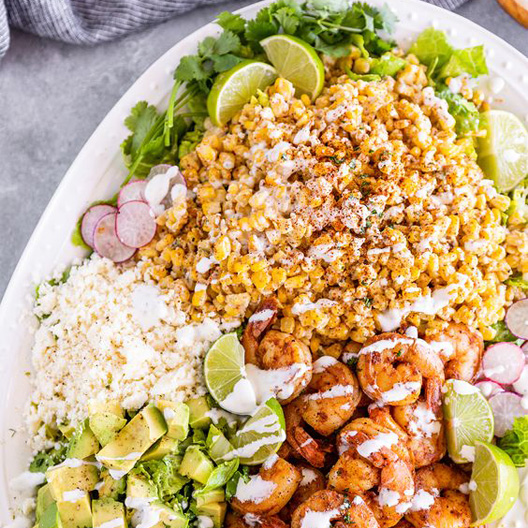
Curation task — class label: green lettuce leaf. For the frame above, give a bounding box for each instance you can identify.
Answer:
[369,53,406,76]
[436,88,481,135]
[506,273,528,289]
[138,455,189,501]
[439,45,488,79]
[408,28,453,68]
[196,459,240,495]
[499,417,528,467]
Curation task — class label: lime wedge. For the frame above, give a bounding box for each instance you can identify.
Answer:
[228,398,286,465]
[477,110,528,192]
[207,60,277,126]
[469,441,519,526]
[443,379,494,464]
[260,34,325,99]
[204,333,257,415]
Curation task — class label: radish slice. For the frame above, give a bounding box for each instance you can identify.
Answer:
[522,341,528,355]
[482,342,525,384]
[145,165,186,215]
[115,201,157,248]
[513,365,528,395]
[506,299,528,340]
[117,181,147,207]
[489,391,527,437]
[81,204,116,248]
[93,213,136,262]
[475,380,504,399]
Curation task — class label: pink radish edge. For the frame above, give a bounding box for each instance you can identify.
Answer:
[482,342,525,385]
[81,204,117,248]
[117,180,148,208]
[115,201,157,249]
[474,380,504,399]
[93,212,136,263]
[506,298,528,340]
[489,391,527,437]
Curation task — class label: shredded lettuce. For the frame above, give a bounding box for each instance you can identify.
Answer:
[29,443,68,473]
[487,320,519,344]
[439,46,488,79]
[508,181,528,222]
[136,455,189,501]
[499,417,528,467]
[368,52,406,76]
[435,88,481,135]
[409,28,453,69]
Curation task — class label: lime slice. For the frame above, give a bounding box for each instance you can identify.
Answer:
[469,441,519,525]
[207,60,277,126]
[228,398,286,465]
[477,110,528,192]
[204,333,257,415]
[442,379,494,464]
[260,35,325,99]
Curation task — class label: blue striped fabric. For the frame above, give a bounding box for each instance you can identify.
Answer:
[0,0,468,60]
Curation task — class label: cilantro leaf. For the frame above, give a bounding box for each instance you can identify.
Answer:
[212,53,243,72]
[217,12,246,34]
[439,45,488,79]
[499,417,528,467]
[409,28,453,68]
[122,101,159,159]
[174,56,209,82]
[214,30,241,55]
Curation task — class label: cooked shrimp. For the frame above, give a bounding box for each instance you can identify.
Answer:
[391,398,446,468]
[357,333,444,408]
[284,398,333,468]
[328,449,380,494]
[426,323,483,382]
[279,464,326,522]
[225,512,288,528]
[230,455,301,516]
[248,330,313,404]
[291,490,380,528]
[405,464,471,528]
[242,297,279,363]
[301,356,362,436]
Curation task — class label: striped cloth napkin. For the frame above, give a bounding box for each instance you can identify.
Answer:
[0,0,469,60]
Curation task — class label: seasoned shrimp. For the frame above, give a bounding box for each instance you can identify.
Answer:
[301,356,362,436]
[248,330,313,404]
[405,464,471,528]
[284,398,333,468]
[357,333,444,408]
[328,449,380,494]
[291,490,380,528]
[426,323,483,382]
[279,464,326,522]
[225,512,288,528]
[230,455,301,516]
[242,297,280,363]
[391,398,446,468]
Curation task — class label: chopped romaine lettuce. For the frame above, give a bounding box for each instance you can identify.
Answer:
[439,45,488,79]
[499,417,528,467]
[506,273,528,290]
[436,88,481,135]
[29,443,68,473]
[369,52,406,76]
[225,465,250,501]
[196,459,240,495]
[137,455,189,501]
[408,28,453,68]
[509,181,528,223]
[487,320,519,344]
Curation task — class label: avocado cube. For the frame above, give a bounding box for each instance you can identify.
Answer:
[150,502,188,528]
[187,397,211,430]
[126,472,158,500]
[58,423,76,439]
[89,412,127,447]
[57,492,92,528]
[96,405,167,478]
[92,498,126,528]
[206,426,233,463]
[67,420,100,459]
[141,436,179,461]
[88,400,124,417]
[40,502,62,528]
[156,401,190,440]
[97,469,126,500]
[179,446,214,485]
[37,485,55,521]
[46,464,99,502]
[196,502,227,528]
[195,489,225,508]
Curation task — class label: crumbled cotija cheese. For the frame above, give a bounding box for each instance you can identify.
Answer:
[27,255,223,450]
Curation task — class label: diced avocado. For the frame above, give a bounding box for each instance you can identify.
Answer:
[96,405,167,477]
[89,413,127,447]
[57,492,92,528]
[46,464,100,502]
[150,502,188,528]
[126,472,158,500]
[195,489,225,508]
[179,446,214,485]
[187,397,211,429]
[67,420,100,459]
[88,400,124,417]
[206,426,233,463]
[156,401,190,440]
[196,502,227,528]
[92,498,126,528]
[97,469,126,500]
[58,424,76,439]
[141,436,179,461]
[40,502,62,528]
[37,484,55,521]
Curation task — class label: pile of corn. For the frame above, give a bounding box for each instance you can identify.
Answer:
[138,59,525,349]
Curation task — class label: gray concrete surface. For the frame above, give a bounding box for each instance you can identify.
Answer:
[0,0,526,298]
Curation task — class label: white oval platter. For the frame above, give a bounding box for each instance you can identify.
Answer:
[1,0,527,519]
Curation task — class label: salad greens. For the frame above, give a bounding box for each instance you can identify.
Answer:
[508,180,528,223]
[499,417,528,467]
[505,273,528,290]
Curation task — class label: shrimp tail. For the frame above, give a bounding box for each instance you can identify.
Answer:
[292,426,329,468]
[424,377,442,413]
[242,296,279,363]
